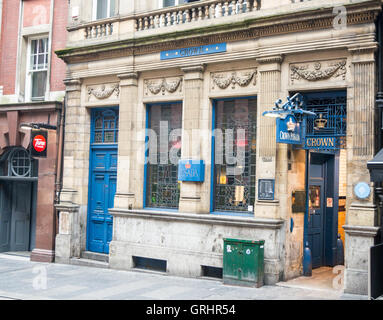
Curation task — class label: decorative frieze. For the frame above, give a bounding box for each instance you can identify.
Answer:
[87,83,120,101]
[290,60,347,84]
[211,69,257,90]
[144,77,183,96]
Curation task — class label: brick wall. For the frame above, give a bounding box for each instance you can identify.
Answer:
[0,0,20,95]
[50,0,67,92]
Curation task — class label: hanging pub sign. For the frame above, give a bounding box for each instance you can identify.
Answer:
[276,115,303,145]
[30,130,48,158]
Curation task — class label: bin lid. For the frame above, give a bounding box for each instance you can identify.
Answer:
[223,238,265,244]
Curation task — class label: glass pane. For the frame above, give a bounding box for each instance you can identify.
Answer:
[309,186,321,209]
[110,0,115,16]
[163,0,175,7]
[31,71,47,100]
[95,118,103,129]
[97,0,108,19]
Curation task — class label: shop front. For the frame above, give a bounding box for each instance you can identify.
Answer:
[55,0,381,294]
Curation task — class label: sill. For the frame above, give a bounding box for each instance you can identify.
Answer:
[211,211,254,218]
[143,207,179,212]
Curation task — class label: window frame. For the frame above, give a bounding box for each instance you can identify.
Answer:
[92,0,115,21]
[160,0,187,8]
[210,97,258,216]
[25,35,49,102]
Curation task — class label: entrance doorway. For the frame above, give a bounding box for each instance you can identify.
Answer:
[87,108,119,254]
[307,152,339,268]
[0,181,35,252]
[0,148,37,253]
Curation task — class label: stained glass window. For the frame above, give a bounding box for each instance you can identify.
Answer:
[146,103,182,209]
[92,109,119,144]
[213,98,257,213]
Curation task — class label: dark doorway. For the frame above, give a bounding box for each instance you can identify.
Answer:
[306,152,339,269]
[0,181,34,252]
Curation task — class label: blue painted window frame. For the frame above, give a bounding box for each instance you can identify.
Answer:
[210,96,257,217]
[143,101,183,211]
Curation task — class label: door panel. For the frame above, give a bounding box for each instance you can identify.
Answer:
[307,159,325,269]
[10,182,32,252]
[87,148,117,254]
[0,183,12,252]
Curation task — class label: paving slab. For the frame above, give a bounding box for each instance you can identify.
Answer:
[0,253,368,300]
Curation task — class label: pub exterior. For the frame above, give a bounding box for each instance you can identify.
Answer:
[56,0,382,295]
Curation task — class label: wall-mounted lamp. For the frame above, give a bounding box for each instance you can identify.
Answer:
[262,93,316,121]
[20,123,57,131]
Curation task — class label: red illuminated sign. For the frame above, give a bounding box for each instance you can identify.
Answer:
[30,130,48,158]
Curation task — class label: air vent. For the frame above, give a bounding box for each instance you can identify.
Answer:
[133,256,167,272]
[201,265,223,279]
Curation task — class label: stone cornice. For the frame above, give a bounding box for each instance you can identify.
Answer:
[343,225,380,237]
[56,1,381,65]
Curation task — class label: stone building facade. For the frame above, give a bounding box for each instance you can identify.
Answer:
[56,0,382,295]
[0,0,68,262]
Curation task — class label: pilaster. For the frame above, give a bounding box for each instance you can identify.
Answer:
[114,72,140,209]
[178,64,208,213]
[254,55,284,219]
[344,44,379,295]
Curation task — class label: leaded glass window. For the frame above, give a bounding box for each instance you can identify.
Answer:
[302,91,347,150]
[146,103,182,209]
[9,148,32,177]
[92,108,119,144]
[213,98,257,213]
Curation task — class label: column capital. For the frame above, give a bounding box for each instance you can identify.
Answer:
[256,55,284,72]
[181,64,205,81]
[63,78,82,92]
[118,72,139,86]
[349,43,377,64]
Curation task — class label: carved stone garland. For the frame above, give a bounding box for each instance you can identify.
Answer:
[144,77,183,96]
[88,84,120,100]
[290,60,347,83]
[211,70,257,90]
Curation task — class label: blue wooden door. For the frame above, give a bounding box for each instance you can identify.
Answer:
[87,108,119,254]
[307,161,325,269]
[307,152,338,269]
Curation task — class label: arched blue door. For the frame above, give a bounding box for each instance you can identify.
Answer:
[87,108,118,254]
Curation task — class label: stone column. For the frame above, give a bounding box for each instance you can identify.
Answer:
[178,64,209,214]
[113,72,140,209]
[343,45,380,295]
[55,78,83,263]
[254,55,284,220]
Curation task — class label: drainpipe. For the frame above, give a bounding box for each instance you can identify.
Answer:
[375,10,383,243]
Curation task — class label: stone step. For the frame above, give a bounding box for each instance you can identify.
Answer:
[81,251,109,263]
[70,257,109,269]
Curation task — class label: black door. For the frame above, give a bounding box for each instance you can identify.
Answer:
[0,181,32,252]
[307,152,338,268]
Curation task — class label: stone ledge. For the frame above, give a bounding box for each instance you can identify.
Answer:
[343,225,380,237]
[109,208,285,229]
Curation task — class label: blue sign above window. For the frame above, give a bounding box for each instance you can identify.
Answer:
[178,160,205,182]
[161,43,227,60]
[276,115,303,145]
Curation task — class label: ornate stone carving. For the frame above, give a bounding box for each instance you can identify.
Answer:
[211,69,257,90]
[88,84,120,100]
[290,60,347,83]
[144,77,183,96]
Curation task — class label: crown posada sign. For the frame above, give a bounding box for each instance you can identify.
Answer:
[276,115,303,145]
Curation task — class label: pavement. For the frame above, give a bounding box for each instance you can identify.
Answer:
[0,253,368,300]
